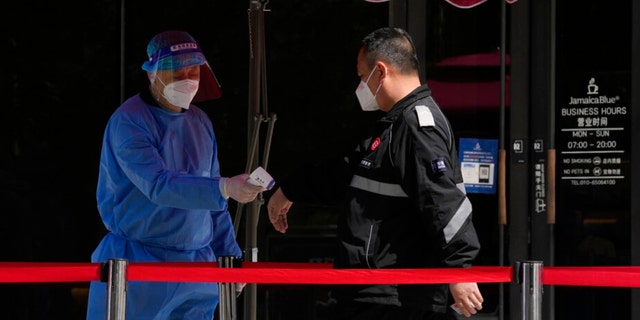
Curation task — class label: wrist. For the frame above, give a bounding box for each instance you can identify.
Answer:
[219,177,229,199]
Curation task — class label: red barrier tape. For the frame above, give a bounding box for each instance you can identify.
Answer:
[0,262,100,283]
[0,262,510,284]
[128,264,511,284]
[3,262,640,287]
[543,267,640,288]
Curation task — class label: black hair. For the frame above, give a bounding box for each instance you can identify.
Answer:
[360,27,419,75]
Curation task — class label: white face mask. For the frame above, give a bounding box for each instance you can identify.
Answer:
[162,79,199,110]
[355,67,382,111]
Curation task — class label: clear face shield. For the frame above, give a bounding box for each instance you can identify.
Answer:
[142,34,222,108]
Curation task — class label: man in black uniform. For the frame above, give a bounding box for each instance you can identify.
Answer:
[267,27,482,320]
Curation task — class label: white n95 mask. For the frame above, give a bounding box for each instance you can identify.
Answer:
[355,68,382,111]
[163,79,199,109]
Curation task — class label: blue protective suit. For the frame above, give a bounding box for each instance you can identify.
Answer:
[86,88,241,320]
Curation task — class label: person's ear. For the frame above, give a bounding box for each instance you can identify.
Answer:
[147,71,156,83]
[376,62,389,80]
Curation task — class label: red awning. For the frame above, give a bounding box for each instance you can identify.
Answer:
[427,50,510,111]
[428,77,510,111]
[365,0,517,7]
[445,0,517,9]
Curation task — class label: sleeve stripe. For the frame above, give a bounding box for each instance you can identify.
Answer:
[350,175,409,197]
[443,196,473,243]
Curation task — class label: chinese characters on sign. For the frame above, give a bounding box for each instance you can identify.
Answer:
[459,138,498,194]
[559,77,627,187]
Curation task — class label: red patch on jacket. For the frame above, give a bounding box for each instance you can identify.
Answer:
[371,137,381,151]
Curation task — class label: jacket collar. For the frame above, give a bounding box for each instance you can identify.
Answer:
[381,84,432,122]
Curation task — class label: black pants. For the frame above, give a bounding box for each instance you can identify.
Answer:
[333,301,457,320]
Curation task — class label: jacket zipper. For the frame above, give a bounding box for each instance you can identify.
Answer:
[365,224,374,269]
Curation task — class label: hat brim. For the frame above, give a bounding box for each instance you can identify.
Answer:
[142,49,206,71]
[143,52,222,101]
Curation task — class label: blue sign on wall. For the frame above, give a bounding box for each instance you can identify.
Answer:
[458,138,498,194]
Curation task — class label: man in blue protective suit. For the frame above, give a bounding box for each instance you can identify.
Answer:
[86,30,264,320]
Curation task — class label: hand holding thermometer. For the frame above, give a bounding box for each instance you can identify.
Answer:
[248,166,275,190]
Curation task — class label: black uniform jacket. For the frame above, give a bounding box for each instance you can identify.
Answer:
[280,84,481,312]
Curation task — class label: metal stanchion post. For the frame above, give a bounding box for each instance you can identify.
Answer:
[521,261,543,320]
[218,256,238,320]
[102,258,128,320]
